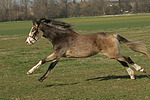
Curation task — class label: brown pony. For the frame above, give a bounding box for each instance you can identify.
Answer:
[26,18,149,82]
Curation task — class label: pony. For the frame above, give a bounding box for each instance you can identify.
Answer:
[26,18,149,82]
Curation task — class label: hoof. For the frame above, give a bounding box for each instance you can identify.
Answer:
[131,78,136,80]
[130,76,135,80]
[38,78,44,82]
[27,71,33,75]
[143,70,146,73]
[38,76,47,82]
[138,68,146,73]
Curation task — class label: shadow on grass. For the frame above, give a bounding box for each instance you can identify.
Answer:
[86,75,149,81]
[46,75,149,87]
[46,82,80,87]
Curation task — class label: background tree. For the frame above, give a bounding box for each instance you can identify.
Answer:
[0,0,150,22]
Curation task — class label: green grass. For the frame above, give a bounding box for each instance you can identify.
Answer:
[62,15,150,31]
[0,21,32,35]
[0,15,150,100]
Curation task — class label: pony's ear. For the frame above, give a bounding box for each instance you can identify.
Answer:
[44,19,52,23]
[32,20,38,26]
[40,18,52,23]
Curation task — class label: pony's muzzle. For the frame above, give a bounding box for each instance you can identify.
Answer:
[26,40,32,46]
[26,37,35,45]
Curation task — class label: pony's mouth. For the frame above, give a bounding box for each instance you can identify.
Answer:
[26,41,33,46]
[26,37,36,45]
[26,39,34,46]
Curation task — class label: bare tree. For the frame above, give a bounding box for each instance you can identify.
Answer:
[133,0,139,13]
[12,0,20,20]
[138,0,150,13]
[118,0,122,14]
[90,0,106,16]
[0,0,150,22]
[32,0,48,18]
[0,0,8,21]
[59,0,72,18]
[47,0,61,18]
[20,0,30,19]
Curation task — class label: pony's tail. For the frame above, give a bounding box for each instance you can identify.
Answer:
[115,34,150,58]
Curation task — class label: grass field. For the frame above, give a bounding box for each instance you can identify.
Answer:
[0,15,150,100]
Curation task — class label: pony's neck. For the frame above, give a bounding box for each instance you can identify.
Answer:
[40,24,78,44]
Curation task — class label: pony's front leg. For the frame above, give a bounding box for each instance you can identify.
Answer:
[27,60,43,75]
[27,53,57,75]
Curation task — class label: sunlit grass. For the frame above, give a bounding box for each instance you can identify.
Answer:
[0,21,32,35]
[0,15,150,100]
[62,15,150,31]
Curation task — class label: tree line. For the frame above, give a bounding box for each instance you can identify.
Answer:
[0,0,150,22]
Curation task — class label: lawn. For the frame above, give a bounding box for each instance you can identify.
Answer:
[0,15,150,100]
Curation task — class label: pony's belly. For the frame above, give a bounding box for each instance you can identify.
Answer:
[64,49,99,58]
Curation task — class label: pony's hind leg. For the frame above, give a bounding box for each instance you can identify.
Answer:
[38,60,59,82]
[124,56,146,73]
[117,60,135,80]
[103,51,135,79]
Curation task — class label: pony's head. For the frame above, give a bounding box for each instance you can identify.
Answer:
[26,19,45,45]
[26,18,72,45]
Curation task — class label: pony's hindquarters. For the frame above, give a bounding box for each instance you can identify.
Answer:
[97,33,122,59]
[97,33,147,80]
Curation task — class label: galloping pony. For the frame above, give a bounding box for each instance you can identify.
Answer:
[26,18,149,82]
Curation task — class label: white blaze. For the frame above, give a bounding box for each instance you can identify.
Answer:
[26,27,37,45]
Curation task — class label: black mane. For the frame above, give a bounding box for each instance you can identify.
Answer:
[37,18,73,30]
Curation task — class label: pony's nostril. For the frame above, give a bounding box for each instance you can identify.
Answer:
[26,41,28,43]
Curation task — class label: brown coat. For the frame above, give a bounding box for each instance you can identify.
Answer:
[26,18,149,82]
